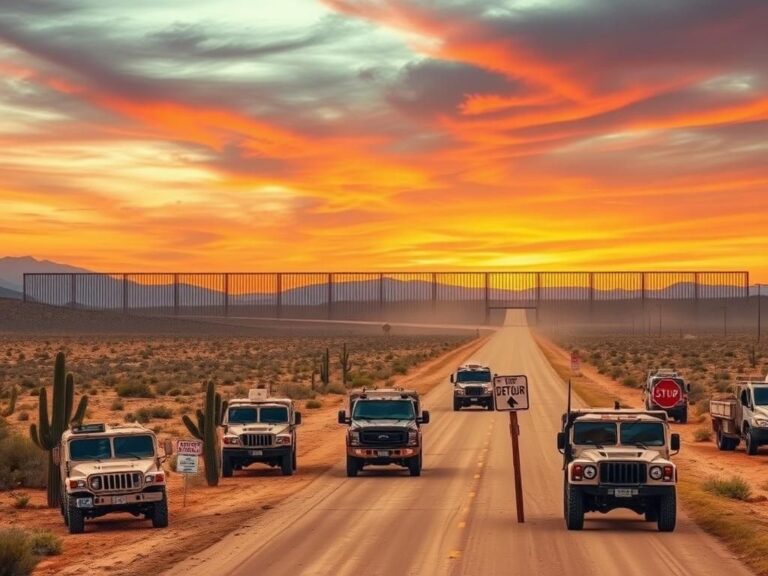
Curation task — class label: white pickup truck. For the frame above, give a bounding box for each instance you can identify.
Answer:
[710,378,768,455]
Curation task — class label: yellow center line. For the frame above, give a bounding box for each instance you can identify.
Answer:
[458,521,466,529]
[449,550,462,559]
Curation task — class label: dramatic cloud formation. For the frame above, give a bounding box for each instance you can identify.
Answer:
[1,0,766,276]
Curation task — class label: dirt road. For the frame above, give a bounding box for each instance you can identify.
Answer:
[165,311,754,576]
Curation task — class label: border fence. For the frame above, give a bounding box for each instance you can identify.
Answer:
[22,271,759,332]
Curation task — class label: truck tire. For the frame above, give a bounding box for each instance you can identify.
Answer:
[408,454,422,477]
[281,453,294,476]
[152,493,169,528]
[657,492,676,532]
[644,502,659,522]
[746,428,759,456]
[565,486,584,531]
[67,503,85,534]
[292,447,298,472]
[346,456,359,477]
[679,406,688,424]
[453,399,461,412]
[486,400,494,411]
[222,455,233,477]
[61,492,69,526]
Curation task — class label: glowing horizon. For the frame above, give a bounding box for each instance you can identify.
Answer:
[1,1,767,280]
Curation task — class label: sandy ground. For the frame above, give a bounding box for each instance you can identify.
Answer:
[3,334,491,576]
[535,334,768,516]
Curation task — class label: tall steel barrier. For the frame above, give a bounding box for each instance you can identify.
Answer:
[22,271,753,329]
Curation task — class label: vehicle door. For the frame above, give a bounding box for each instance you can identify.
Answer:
[740,387,754,428]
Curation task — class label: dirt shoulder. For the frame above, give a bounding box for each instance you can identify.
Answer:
[6,333,491,576]
[535,332,768,575]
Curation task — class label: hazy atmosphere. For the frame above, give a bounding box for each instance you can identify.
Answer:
[1,0,767,276]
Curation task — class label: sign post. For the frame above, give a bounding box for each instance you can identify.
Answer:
[175,440,203,507]
[493,374,530,524]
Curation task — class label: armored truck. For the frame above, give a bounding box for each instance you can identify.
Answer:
[711,380,768,455]
[221,388,302,477]
[643,368,691,423]
[451,362,494,411]
[56,423,171,534]
[557,409,680,532]
[338,388,430,477]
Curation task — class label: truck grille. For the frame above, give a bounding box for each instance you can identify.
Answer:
[91,472,142,492]
[240,433,273,447]
[600,462,647,485]
[464,386,486,396]
[360,429,407,446]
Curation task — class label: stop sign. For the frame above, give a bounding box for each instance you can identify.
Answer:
[652,379,682,409]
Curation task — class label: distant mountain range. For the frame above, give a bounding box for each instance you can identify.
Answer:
[3,256,762,305]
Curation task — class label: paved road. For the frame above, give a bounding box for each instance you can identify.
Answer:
[165,311,753,576]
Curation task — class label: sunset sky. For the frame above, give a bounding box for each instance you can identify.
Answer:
[1,0,767,277]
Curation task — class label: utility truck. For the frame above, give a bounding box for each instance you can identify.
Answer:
[643,368,691,423]
[221,388,302,476]
[56,423,171,534]
[451,362,494,411]
[338,388,430,477]
[710,379,768,455]
[558,408,680,532]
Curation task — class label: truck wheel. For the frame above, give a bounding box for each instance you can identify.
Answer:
[292,447,298,472]
[746,428,759,455]
[61,492,69,526]
[657,492,676,532]
[67,504,85,534]
[281,453,294,476]
[486,400,494,411]
[453,399,461,412]
[346,456,359,477]
[222,455,233,478]
[644,502,659,522]
[679,406,688,424]
[152,493,169,528]
[408,454,422,477]
[565,486,584,530]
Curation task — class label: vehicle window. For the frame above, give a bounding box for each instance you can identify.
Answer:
[70,438,111,460]
[572,422,617,445]
[353,400,416,420]
[114,435,155,458]
[620,422,665,446]
[228,407,258,424]
[260,407,289,423]
[753,388,768,406]
[456,371,491,383]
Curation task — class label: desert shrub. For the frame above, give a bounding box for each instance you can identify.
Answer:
[622,376,638,388]
[696,398,710,415]
[26,530,61,556]
[688,380,708,403]
[703,476,752,501]
[16,411,29,422]
[110,399,124,411]
[279,383,314,400]
[168,388,182,397]
[305,399,322,409]
[134,408,152,424]
[124,412,137,423]
[324,382,347,395]
[693,427,713,442]
[116,381,154,398]
[150,405,173,419]
[0,528,36,576]
[0,433,46,490]
[610,367,623,379]
[11,492,30,509]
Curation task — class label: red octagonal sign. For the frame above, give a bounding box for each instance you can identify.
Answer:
[652,379,682,409]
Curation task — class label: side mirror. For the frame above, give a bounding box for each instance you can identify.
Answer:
[449,374,454,383]
[420,410,430,424]
[294,412,302,426]
[686,383,691,393]
[557,432,566,452]
[338,410,347,425]
[163,438,174,456]
[670,433,681,453]
[52,446,61,466]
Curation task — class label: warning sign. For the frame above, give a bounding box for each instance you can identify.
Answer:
[493,375,530,412]
[176,440,203,456]
[177,454,199,474]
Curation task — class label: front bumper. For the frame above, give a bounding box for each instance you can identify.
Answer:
[223,446,292,459]
[70,490,164,508]
[572,484,675,498]
[348,446,419,460]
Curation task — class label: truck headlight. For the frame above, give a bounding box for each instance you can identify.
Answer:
[88,477,100,490]
[223,435,240,445]
[145,473,165,484]
[349,431,360,446]
[408,430,418,446]
[649,466,663,480]
[455,388,465,395]
[755,419,768,428]
[275,435,292,446]
[583,465,597,480]
[69,479,87,489]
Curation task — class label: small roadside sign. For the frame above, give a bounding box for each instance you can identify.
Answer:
[570,352,581,375]
[177,440,203,456]
[493,375,530,412]
[177,454,199,474]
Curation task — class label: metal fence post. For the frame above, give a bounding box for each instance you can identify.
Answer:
[22,274,27,303]
[173,273,179,315]
[379,273,384,314]
[276,273,282,319]
[328,273,333,319]
[70,274,76,308]
[484,272,490,324]
[223,273,229,317]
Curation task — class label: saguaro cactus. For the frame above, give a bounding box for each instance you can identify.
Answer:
[2,384,17,416]
[182,381,226,487]
[319,348,330,387]
[29,352,88,508]
[339,343,353,387]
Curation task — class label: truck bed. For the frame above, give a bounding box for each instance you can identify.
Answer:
[710,398,738,421]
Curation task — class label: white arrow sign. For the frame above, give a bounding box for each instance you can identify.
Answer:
[493,375,530,412]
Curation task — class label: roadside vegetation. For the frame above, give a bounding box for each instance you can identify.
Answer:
[0,527,61,576]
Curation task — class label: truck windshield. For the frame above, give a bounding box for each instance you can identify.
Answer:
[573,422,617,445]
[620,422,665,446]
[228,407,258,424]
[260,407,288,423]
[353,400,415,420]
[114,435,155,458]
[456,371,491,383]
[754,388,768,406]
[70,438,112,460]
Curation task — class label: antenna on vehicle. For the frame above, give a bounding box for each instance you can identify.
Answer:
[614,400,621,410]
[567,379,572,418]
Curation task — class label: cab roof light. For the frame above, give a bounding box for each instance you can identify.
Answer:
[71,423,106,434]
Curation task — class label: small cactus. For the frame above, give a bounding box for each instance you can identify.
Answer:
[182,381,226,487]
[339,343,353,387]
[2,384,17,417]
[320,348,330,387]
[29,352,88,508]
